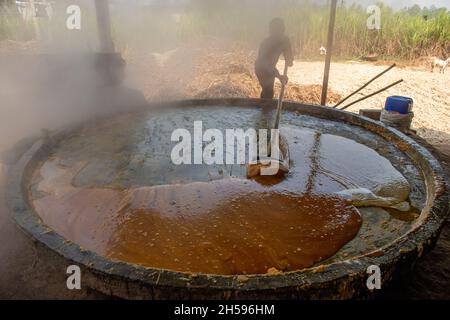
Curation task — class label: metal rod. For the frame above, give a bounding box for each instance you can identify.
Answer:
[321,0,338,106]
[334,63,396,108]
[340,79,404,111]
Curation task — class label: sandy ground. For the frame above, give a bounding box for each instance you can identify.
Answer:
[284,60,450,147]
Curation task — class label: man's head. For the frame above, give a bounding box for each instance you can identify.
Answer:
[269,18,286,37]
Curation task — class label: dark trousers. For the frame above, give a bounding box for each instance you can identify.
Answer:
[256,71,275,99]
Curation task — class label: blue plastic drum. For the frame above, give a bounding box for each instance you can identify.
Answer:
[385,96,413,114]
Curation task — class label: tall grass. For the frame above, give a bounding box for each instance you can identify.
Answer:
[163,1,450,59]
[1,1,449,60]
[0,4,35,41]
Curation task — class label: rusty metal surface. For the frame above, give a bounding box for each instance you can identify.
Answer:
[6,98,449,299]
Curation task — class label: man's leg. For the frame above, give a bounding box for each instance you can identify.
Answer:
[257,73,275,99]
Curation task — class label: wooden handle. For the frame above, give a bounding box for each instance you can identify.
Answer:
[273,62,289,130]
[283,62,289,77]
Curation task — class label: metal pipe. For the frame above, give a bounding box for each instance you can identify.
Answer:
[320,0,338,106]
[95,0,114,53]
[340,79,404,111]
[334,64,396,108]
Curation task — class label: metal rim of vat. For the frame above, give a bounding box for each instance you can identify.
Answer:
[6,98,450,299]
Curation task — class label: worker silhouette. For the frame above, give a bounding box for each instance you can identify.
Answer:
[255,18,294,99]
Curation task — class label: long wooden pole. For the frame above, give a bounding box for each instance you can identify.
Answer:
[29,0,41,40]
[320,0,338,106]
[340,79,404,111]
[334,64,396,108]
[273,63,289,131]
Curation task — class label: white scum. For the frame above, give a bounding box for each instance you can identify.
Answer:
[171,121,280,175]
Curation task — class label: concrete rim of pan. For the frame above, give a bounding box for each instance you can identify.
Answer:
[6,98,450,299]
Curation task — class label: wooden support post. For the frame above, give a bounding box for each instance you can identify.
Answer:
[320,0,338,106]
[29,0,41,40]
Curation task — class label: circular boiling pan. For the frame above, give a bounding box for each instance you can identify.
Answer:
[6,98,449,299]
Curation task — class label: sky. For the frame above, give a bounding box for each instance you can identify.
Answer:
[347,0,450,9]
[111,0,450,10]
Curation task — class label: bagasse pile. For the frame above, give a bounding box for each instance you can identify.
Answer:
[124,42,342,105]
[0,38,341,105]
[188,44,342,104]
[0,40,40,54]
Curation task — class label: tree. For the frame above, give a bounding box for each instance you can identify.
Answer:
[0,0,15,5]
[406,5,421,16]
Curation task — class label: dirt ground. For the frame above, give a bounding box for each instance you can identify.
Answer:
[0,42,449,298]
[284,60,450,147]
[124,42,450,147]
